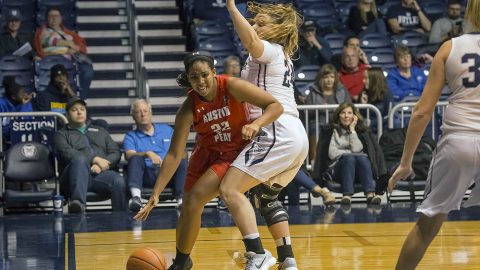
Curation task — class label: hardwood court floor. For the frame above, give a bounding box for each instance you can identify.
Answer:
[73,221,480,270]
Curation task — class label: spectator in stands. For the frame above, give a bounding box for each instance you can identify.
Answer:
[339,47,369,102]
[386,0,431,35]
[0,75,33,143]
[33,64,75,113]
[0,9,38,60]
[347,0,387,37]
[285,169,336,206]
[359,67,392,116]
[123,99,187,211]
[327,102,385,205]
[429,0,464,44]
[293,20,331,68]
[33,7,94,100]
[387,45,427,101]
[33,64,109,130]
[223,55,241,77]
[331,36,369,70]
[302,64,351,160]
[54,97,126,213]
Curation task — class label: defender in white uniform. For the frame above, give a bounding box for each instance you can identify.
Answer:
[234,41,308,186]
[221,1,307,270]
[388,1,480,269]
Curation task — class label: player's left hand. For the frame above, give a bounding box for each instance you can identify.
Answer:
[134,194,159,221]
[241,123,260,140]
[388,164,414,193]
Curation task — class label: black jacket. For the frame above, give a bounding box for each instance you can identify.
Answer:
[0,30,36,59]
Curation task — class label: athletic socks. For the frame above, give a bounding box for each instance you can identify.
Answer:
[243,233,265,254]
[130,187,141,198]
[275,236,294,262]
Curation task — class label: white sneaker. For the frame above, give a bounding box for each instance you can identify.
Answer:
[277,257,298,270]
[244,249,277,270]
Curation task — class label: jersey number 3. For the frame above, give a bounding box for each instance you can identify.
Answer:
[461,53,480,88]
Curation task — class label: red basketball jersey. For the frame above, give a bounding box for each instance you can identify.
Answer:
[189,75,250,153]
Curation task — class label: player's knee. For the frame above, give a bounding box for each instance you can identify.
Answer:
[260,200,289,226]
[254,184,289,226]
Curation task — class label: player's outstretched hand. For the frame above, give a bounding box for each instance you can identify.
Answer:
[388,164,414,193]
[134,195,159,221]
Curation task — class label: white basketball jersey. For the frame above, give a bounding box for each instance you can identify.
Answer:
[441,33,480,134]
[241,40,299,119]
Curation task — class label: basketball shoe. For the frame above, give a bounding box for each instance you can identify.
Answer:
[167,257,192,270]
[244,249,277,270]
[277,257,298,270]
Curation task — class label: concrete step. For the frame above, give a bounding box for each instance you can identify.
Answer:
[138,15,179,22]
[77,16,128,24]
[144,44,186,53]
[136,0,177,8]
[145,61,183,69]
[93,62,134,71]
[89,46,131,54]
[87,96,186,107]
[80,30,129,38]
[91,79,136,89]
[76,1,126,9]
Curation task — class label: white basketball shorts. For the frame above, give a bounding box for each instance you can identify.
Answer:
[232,114,309,187]
[417,132,480,217]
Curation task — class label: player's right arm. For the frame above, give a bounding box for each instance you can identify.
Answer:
[226,0,264,58]
[134,98,193,220]
[388,40,451,192]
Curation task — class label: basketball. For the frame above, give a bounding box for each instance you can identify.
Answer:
[126,247,168,270]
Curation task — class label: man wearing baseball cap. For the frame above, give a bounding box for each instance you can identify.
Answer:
[54,96,126,213]
[0,9,37,60]
[33,64,77,113]
[293,20,331,68]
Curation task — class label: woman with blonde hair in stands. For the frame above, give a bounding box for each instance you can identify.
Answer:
[347,0,387,37]
[388,1,480,269]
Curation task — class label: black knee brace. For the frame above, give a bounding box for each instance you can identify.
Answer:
[252,183,289,226]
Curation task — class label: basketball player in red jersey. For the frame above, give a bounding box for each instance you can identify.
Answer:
[134,52,283,270]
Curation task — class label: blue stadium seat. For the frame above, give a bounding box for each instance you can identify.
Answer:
[360,33,392,53]
[323,33,346,54]
[197,37,237,54]
[369,48,395,69]
[193,0,230,23]
[295,65,319,84]
[377,0,401,16]
[301,3,338,21]
[0,56,34,73]
[1,0,36,22]
[0,56,35,95]
[393,31,428,48]
[421,1,446,22]
[315,16,341,28]
[296,0,333,10]
[337,2,356,23]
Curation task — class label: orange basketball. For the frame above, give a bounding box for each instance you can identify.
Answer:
[126,247,168,270]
